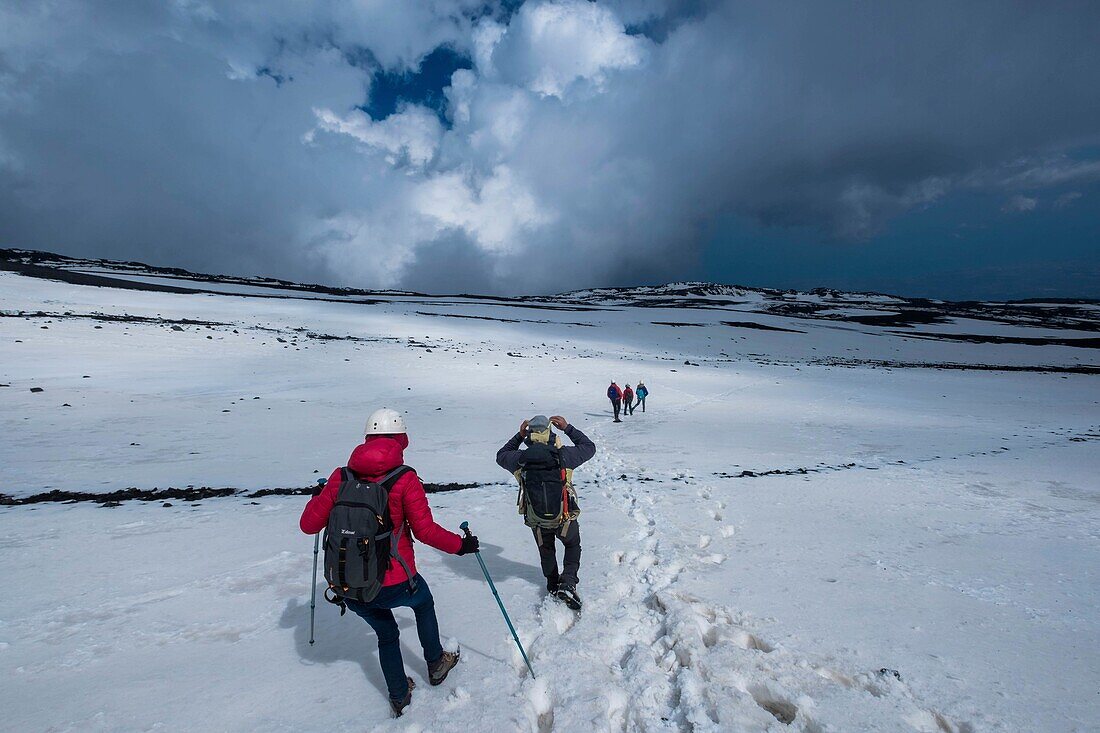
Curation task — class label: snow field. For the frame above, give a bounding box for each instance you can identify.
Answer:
[1,269,1098,731]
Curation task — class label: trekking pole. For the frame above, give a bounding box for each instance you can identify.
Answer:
[309,478,326,646]
[460,521,536,679]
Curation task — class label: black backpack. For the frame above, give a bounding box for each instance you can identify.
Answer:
[323,465,415,611]
[516,442,580,536]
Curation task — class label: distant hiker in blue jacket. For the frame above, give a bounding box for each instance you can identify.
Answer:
[607,381,623,422]
[634,381,648,413]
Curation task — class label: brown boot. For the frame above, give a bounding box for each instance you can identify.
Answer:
[428,649,460,686]
[389,676,415,718]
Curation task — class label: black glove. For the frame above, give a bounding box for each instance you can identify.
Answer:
[457,534,480,555]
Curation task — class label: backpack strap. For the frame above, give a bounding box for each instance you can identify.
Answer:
[337,539,350,591]
[339,465,409,489]
[340,466,355,489]
[333,466,411,508]
[377,465,418,594]
[379,465,412,490]
[390,523,418,594]
[324,586,348,616]
[556,448,570,535]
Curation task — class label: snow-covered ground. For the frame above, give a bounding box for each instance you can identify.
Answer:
[1,255,1098,732]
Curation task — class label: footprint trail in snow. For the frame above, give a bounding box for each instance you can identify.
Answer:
[458,420,975,733]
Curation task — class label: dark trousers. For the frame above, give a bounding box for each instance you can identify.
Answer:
[624,398,634,415]
[611,399,621,420]
[533,521,581,588]
[638,396,645,412]
[345,575,443,702]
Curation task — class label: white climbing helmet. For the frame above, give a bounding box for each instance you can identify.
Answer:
[364,407,407,436]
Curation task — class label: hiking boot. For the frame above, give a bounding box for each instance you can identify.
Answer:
[555,584,582,610]
[390,676,415,718]
[428,649,460,686]
[546,577,560,594]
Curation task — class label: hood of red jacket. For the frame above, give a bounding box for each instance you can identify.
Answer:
[348,434,408,477]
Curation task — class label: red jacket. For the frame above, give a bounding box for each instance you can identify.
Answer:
[299,434,463,586]
[623,387,634,401]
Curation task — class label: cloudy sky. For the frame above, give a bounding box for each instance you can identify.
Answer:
[1,1,1098,298]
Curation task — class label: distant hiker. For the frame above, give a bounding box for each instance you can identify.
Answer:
[622,384,635,416]
[299,407,479,717]
[496,415,596,610]
[607,381,623,422]
[635,381,648,413]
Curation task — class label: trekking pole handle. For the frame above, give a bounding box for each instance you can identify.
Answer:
[459,521,471,537]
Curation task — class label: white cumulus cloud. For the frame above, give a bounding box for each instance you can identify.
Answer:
[309,106,443,168]
[413,166,553,253]
[488,0,649,98]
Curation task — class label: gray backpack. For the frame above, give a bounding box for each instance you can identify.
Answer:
[515,442,580,538]
[323,465,415,611]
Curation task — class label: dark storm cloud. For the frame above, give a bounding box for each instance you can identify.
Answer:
[1,0,1098,294]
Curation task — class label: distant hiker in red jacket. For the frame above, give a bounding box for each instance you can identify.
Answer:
[299,408,479,717]
[607,381,623,422]
[622,384,635,416]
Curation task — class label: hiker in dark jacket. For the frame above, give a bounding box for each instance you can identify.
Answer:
[635,381,648,413]
[622,384,635,416]
[300,408,478,717]
[607,381,623,422]
[496,415,596,609]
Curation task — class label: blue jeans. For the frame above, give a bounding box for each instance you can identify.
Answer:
[345,575,443,701]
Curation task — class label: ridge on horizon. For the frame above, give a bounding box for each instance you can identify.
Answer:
[5,247,1097,307]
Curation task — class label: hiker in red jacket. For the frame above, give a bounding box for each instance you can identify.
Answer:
[299,407,479,717]
[622,384,635,416]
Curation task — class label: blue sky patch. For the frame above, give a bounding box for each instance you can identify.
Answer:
[359,46,472,124]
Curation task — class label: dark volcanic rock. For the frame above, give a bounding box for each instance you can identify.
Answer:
[0,479,493,507]
[889,332,1100,349]
[722,321,804,333]
[1,486,239,506]
[841,310,946,327]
